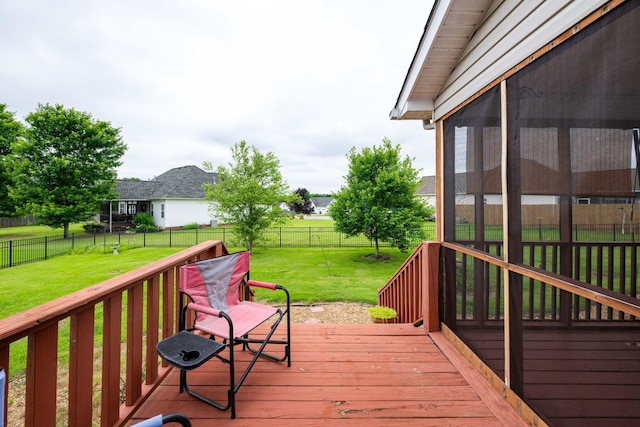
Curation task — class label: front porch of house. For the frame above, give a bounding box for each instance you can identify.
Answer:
[99,200,152,232]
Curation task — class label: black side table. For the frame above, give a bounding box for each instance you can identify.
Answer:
[157,330,225,370]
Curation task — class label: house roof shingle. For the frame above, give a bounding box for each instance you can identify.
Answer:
[114,165,218,200]
[310,197,333,209]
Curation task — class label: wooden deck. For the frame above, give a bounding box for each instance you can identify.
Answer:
[127,324,527,426]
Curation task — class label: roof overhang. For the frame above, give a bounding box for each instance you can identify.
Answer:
[390,0,493,121]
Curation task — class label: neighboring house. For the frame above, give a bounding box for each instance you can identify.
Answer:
[99,165,218,230]
[309,197,334,215]
[419,173,556,206]
[419,169,632,225]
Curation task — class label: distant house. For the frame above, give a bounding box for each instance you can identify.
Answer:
[99,165,218,230]
[309,197,334,215]
[418,173,558,206]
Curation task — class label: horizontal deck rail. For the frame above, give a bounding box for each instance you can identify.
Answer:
[0,240,229,427]
[448,241,640,321]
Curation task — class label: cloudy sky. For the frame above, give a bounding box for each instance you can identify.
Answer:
[0,0,436,194]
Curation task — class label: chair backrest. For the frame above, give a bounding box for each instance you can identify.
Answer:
[180,252,250,320]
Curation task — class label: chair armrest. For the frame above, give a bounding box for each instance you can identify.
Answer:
[247,280,277,290]
[186,302,222,317]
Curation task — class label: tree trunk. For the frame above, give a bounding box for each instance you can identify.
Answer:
[374,238,380,256]
[63,223,70,239]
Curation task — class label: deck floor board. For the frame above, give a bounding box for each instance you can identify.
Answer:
[126,324,527,426]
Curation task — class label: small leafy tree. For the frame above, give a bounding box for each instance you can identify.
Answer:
[9,104,126,238]
[329,137,433,257]
[289,188,315,215]
[0,104,24,217]
[203,140,299,252]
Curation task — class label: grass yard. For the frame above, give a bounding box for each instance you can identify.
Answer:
[0,223,87,240]
[0,243,408,377]
[248,246,406,305]
[0,245,405,319]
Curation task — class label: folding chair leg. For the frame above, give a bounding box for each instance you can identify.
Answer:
[180,338,237,418]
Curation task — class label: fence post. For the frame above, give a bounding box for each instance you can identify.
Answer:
[9,240,13,268]
[45,236,48,260]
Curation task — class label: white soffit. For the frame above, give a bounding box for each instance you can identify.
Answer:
[390,0,494,121]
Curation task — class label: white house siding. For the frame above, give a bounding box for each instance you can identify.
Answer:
[434,0,609,120]
[151,201,164,228]
[158,199,213,228]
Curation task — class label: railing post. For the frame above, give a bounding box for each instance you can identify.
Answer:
[68,307,95,427]
[423,242,441,332]
[101,295,122,426]
[25,325,58,427]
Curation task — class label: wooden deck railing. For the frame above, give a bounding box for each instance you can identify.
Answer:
[451,241,640,322]
[0,240,229,427]
[377,241,441,330]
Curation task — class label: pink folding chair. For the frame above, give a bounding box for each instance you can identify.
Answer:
[174,251,290,418]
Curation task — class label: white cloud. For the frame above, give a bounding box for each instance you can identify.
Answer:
[0,0,435,193]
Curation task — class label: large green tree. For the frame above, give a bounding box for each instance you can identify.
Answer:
[9,104,126,238]
[329,138,433,256]
[203,140,299,253]
[0,104,24,217]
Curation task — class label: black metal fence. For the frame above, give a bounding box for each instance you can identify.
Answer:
[3,222,637,270]
[0,225,436,270]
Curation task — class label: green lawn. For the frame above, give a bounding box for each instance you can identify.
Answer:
[0,245,406,319]
[0,223,86,241]
[0,246,186,316]
[0,243,408,376]
[249,246,406,305]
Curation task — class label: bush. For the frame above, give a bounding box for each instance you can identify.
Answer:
[131,213,160,233]
[182,223,200,230]
[82,222,104,233]
[367,306,397,322]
